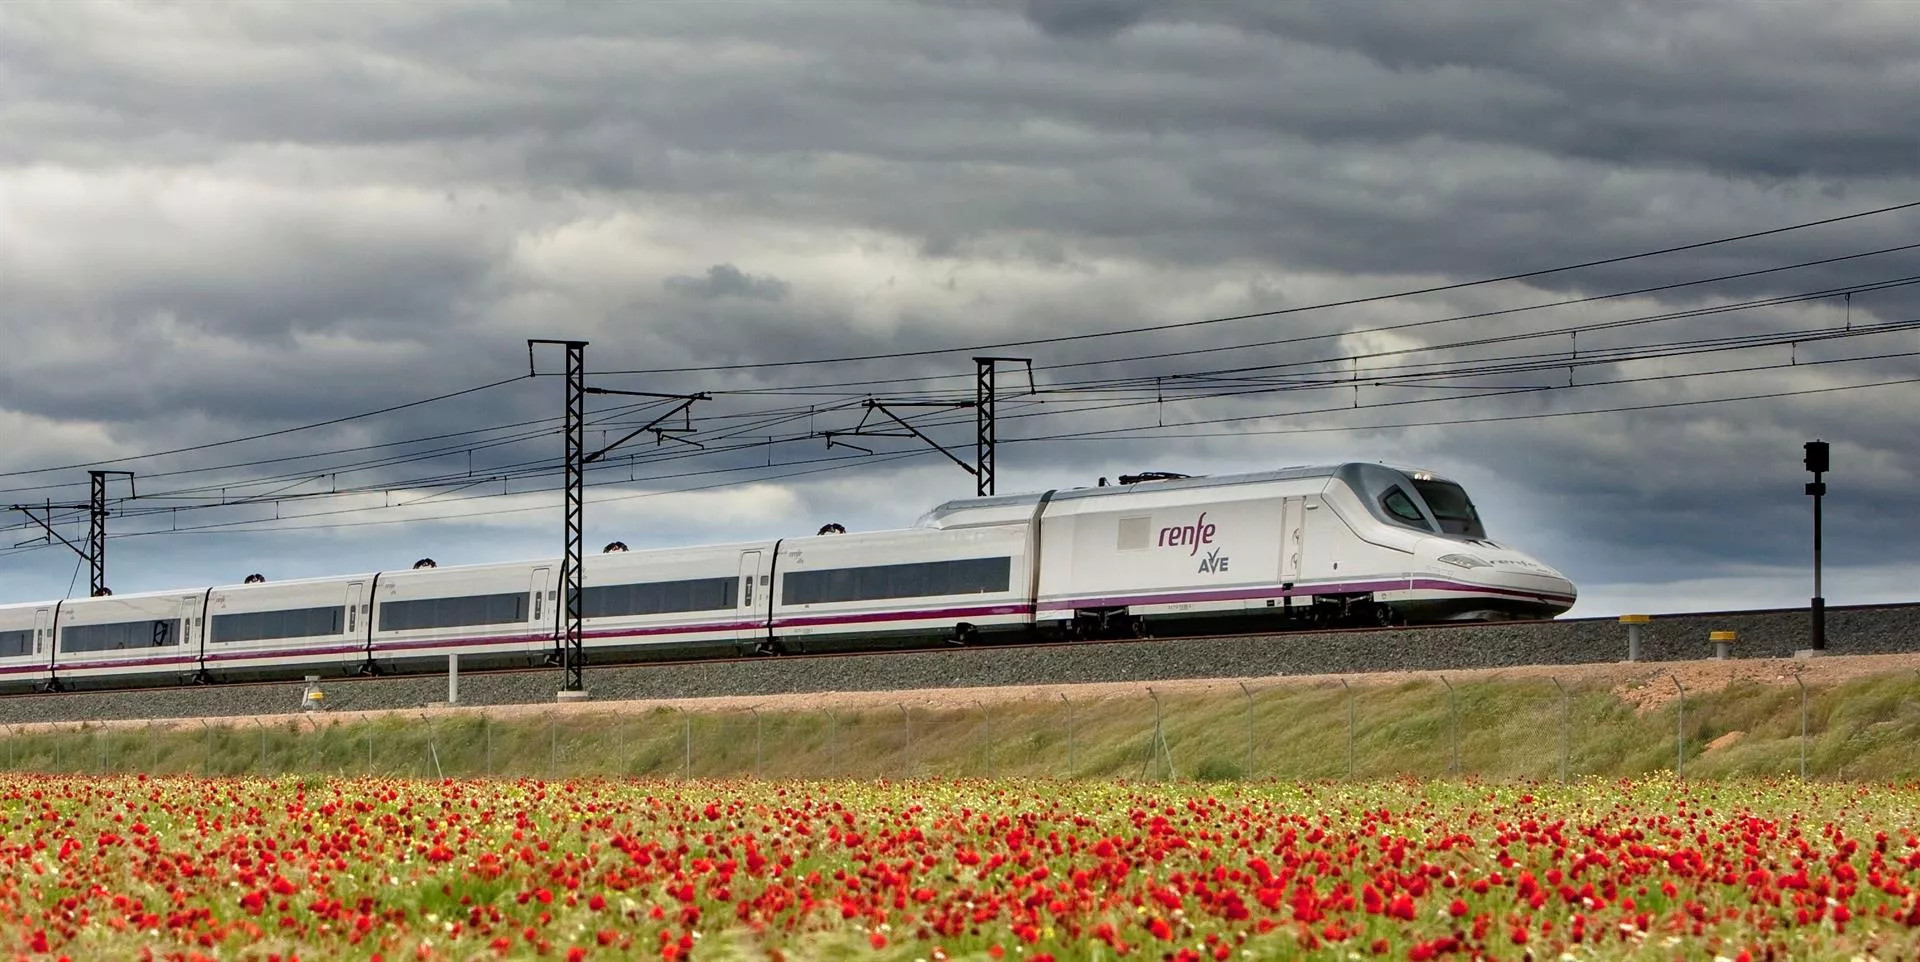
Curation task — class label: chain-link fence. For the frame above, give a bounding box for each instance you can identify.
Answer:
[5,668,1917,781]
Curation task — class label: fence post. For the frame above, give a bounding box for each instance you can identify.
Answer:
[1059,693,1074,778]
[897,704,912,778]
[1795,672,1809,780]
[366,724,374,775]
[1669,673,1685,777]
[98,725,108,775]
[1439,675,1459,775]
[749,707,763,779]
[1142,687,1176,780]
[198,720,212,777]
[616,714,627,776]
[682,711,692,780]
[1550,677,1569,785]
[976,701,992,778]
[483,714,492,777]
[1237,682,1254,779]
[249,719,267,775]
[826,712,839,776]
[1340,679,1355,780]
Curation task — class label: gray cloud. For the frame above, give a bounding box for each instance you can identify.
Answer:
[0,1,1916,615]
[1023,0,1160,39]
[663,264,791,302]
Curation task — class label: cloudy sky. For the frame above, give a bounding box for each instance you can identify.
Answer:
[3,0,1917,622]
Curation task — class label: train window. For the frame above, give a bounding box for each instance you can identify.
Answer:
[1380,488,1432,529]
[0,630,31,657]
[61,619,183,653]
[784,556,1011,605]
[582,577,736,618]
[378,593,528,632]
[210,606,344,644]
[1411,479,1488,538]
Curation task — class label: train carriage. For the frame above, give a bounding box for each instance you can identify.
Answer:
[368,561,554,672]
[768,525,1034,651]
[0,605,51,690]
[200,574,375,681]
[575,540,778,656]
[49,588,204,688]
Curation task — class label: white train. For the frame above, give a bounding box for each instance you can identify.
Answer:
[0,463,1575,691]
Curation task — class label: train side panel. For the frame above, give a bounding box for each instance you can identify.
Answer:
[369,562,551,671]
[1035,476,1318,627]
[578,542,777,656]
[0,604,54,692]
[771,526,1031,650]
[51,590,204,688]
[201,576,374,681]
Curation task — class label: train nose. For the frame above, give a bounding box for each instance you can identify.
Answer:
[1422,542,1577,617]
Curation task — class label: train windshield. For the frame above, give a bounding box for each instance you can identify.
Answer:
[1412,479,1487,539]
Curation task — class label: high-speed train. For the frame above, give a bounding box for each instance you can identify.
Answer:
[0,463,1575,692]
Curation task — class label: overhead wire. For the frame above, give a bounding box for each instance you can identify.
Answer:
[595,199,1920,375]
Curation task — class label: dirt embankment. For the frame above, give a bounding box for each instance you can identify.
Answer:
[65,650,1914,736]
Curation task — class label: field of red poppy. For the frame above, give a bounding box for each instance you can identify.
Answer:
[4,775,1919,961]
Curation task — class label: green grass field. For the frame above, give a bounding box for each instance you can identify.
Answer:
[7,666,1920,782]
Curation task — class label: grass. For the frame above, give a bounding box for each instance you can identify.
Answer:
[7,668,1920,781]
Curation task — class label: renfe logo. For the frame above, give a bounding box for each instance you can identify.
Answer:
[1158,513,1216,557]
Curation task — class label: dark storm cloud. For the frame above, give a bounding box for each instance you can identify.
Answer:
[1023,0,1160,40]
[664,265,791,302]
[0,0,1916,610]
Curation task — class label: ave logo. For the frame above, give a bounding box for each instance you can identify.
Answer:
[1159,512,1231,574]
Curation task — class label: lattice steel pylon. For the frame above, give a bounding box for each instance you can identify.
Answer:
[975,359,996,497]
[10,470,132,597]
[529,340,588,694]
[972,357,1033,497]
[560,343,586,692]
[528,341,708,698]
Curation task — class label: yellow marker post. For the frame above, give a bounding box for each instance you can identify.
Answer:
[1710,630,1738,660]
[1620,614,1651,662]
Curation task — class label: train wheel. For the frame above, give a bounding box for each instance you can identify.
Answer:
[950,623,977,646]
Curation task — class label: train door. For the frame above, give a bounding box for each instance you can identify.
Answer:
[180,596,200,648]
[1280,497,1306,586]
[530,567,552,656]
[736,550,764,645]
[345,582,366,666]
[33,608,51,663]
[178,597,200,681]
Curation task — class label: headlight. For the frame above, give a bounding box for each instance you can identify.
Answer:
[1436,553,1490,569]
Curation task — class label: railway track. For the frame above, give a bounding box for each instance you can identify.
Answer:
[1,601,1915,726]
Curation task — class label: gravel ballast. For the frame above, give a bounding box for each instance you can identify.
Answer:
[1,602,1914,726]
